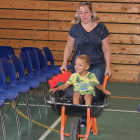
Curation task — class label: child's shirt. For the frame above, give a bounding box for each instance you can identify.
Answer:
[67,72,100,96]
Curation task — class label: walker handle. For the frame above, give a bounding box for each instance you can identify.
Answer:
[103,74,109,88]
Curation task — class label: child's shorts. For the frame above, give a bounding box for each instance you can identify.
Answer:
[81,95,96,105]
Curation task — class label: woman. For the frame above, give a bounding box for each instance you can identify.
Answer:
[60,1,112,127]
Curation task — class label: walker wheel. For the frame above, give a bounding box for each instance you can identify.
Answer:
[69,117,81,140]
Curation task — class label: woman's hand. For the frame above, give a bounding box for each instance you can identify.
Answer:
[105,66,112,77]
[103,89,111,95]
[60,65,67,73]
[49,88,56,95]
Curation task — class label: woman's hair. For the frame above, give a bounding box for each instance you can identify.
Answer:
[71,1,99,24]
[76,55,90,66]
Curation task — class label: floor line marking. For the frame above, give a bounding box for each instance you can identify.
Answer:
[11,102,60,133]
[5,102,51,107]
[110,96,140,100]
[104,109,138,113]
[38,116,61,140]
[10,101,139,140]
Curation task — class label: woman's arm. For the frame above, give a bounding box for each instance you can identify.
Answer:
[96,84,111,95]
[60,34,75,72]
[49,82,70,94]
[102,36,112,77]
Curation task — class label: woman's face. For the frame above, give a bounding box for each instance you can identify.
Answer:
[79,6,93,24]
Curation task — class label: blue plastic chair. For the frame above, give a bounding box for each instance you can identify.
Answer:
[27,51,60,109]
[10,55,40,85]
[0,46,15,60]
[10,54,47,118]
[18,52,52,110]
[0,97,7,140]
[21,47,58,77]
[27,50,60,76]
[43,47,71,70]
[21,46,60,75]
[0,58,30,93]
[21,47,43,69]
[26,50,60,110]
[21,47,60,71]
[34,48,60,71]
[0,58,33,125]
[21,47,38,56]
[0,89,20,133]
[9,55,40,89]
[18,53,51,80]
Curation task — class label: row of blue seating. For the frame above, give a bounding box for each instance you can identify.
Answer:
[0,46,71,140]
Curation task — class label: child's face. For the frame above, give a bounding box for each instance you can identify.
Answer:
[74,58,89,73]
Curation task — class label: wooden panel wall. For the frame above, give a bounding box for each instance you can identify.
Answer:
[0,0,140,83]
[48,0,140,83]
[0,0,49,56]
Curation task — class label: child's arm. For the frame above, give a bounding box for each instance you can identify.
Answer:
[96,84,111,95]
[49,82,70,94]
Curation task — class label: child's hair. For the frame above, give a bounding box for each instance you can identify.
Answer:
[76,55,90,65]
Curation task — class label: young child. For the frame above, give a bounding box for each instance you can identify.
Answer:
[49,55,111,105]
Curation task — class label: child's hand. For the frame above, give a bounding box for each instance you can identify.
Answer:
[49,88,56,94]
[104,89,111,95]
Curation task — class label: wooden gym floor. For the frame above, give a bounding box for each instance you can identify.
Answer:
[0,81,140,140]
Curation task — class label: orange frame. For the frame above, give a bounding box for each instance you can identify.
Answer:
[60,75,109,140]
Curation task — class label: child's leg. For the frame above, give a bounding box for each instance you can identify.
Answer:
[73,92,82,104]
[84,94,93,105]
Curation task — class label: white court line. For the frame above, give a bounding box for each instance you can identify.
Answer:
[6,101,139,139]
[104,109,138,113]
[38,108,139,140]
[4,103,51,107]
[38,116,61,140]
[5,102,138,113]
[5,103,138,112]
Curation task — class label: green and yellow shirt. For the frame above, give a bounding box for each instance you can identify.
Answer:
[67,72,100,96]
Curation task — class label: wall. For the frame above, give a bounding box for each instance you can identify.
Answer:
[0,0,49,53]
[0,0,140,82]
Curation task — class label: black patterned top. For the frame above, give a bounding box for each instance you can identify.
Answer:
[69,22,109,68]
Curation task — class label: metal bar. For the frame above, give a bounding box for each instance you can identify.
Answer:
[64,133,69,137]
[84,108,91,140]
[92,117,98,135]
[23,93,27,104]
[5,92,22,114]
[13,100,21,133]
[64,114,68,129]
[36,89,41,118]
[61,106,66,140]
[5,100,12,115]
[43,83,47,110]
[0,107,7,140]
[16,93,22,106]
[31,89,36,98]
[25,93,32,125]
